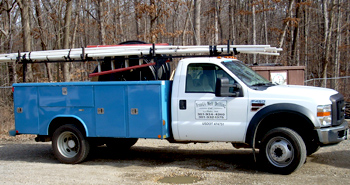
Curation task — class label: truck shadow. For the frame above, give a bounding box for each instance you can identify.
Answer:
[0,142,57,163]
[1,142,349,172]
[308,150,350,170]
[0,142,258,173]
[87,145,258,173]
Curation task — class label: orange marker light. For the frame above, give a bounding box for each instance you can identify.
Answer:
[224,56,237,59]
[317,112,331,117]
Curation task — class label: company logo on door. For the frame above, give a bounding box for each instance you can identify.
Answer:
[195,101,227,120]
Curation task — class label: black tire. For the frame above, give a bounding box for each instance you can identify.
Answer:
[52,124,90,164]
[259,127,306,174]
[106,138,138,150]
[305,141,320,156]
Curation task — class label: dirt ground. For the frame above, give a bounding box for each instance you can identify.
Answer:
[0,132,349,185]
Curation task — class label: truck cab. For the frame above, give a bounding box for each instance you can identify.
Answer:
[171,57,348,173]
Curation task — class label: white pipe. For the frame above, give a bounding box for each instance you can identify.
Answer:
[0,44,282,62]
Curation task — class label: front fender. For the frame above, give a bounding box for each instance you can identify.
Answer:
[245,103,318,146]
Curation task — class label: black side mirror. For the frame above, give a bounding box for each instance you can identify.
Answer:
[215,77,241,97]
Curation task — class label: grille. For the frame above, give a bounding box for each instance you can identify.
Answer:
[330,93,345,126]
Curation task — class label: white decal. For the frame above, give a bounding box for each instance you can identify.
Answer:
[202,122,225,126]
[195,101,227,120]
[251,100,265,104]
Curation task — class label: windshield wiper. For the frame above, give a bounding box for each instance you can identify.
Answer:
[251,82,275,86]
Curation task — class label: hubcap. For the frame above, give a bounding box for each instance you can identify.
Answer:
[57,131,80,158]
[266,136,294,167]
[68,140,76,148]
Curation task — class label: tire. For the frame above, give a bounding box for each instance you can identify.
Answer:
[106,138,138,150]
[52,124,90,164]
[305,142,320,156]
[259,127,306,174]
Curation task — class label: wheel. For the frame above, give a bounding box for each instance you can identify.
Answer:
[259,127,306,174]
[106,138,138,150]
[52,124,90,164]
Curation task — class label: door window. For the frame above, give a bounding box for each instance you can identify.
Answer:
[186,63,235,93]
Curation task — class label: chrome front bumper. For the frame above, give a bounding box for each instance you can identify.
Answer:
[317,120,348,145]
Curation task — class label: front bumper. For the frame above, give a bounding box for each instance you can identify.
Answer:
[317,120,348,145]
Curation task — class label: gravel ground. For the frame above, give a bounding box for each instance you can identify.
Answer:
[0,131,350,185]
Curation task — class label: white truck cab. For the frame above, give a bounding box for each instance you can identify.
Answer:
[171,57,347,174]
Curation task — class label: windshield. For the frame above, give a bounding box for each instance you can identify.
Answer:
[221,60,272,87]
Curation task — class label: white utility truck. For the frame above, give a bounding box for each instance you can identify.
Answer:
[1,42,347,174]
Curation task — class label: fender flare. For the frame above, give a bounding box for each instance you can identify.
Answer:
[47,115,90,137]
[245,103,318,146]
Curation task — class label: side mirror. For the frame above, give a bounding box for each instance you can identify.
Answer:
[215,77,241,97]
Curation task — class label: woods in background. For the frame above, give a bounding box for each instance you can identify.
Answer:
[0,0,349,99]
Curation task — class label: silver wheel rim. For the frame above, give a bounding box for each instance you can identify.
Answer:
[57,131,80,158]
[266,136,294,167]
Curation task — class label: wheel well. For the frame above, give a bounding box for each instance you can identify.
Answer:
[254,112,318,148]
[48,117,86,137]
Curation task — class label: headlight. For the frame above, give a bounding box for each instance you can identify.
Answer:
[317,104,332,127]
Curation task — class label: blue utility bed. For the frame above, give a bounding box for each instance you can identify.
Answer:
[13,81,172,139]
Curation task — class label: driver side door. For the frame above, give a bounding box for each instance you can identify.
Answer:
[173,63,249,142]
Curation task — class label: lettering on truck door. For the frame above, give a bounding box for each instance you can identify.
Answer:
[175,63,249,142]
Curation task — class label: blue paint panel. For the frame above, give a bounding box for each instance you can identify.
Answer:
[13,81,172,139]
[38,86,94,107]
[128,84,162,138]
[13,86,39,134]
[95,85,127,137]
[38,107,95,136]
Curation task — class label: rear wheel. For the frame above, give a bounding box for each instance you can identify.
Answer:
[259,127,306,174]
[52,124,90,164]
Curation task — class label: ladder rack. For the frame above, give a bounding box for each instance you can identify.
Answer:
[0,44,282,63]
[0,42,282,82]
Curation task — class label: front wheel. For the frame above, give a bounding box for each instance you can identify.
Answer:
[52,124,90,164]
[259,127,306,174]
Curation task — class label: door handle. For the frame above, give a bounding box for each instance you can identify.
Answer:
[179,100,186,110]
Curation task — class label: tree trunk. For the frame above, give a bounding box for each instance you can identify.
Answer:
[263,0,268,63]
[228,0,235,43]
[252,4,256,64]
[62,0,73,82]
[291,0,301,66]
[149,0,158,43]
[304,4,310,82]
[182,0,192,45]
[97,0,106,45]
[213,0,219,44]
[71,0,81,48]
[193,0,201,45]
[334,0,341,91]
[34,0,53,82]
[322,0,334,88]
[133,0,140,40]
[274,0,294,64]
[16,0,33,82]
[278,0,294,49]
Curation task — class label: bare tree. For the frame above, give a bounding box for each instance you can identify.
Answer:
[62,0,73,82]
[96,0,106,45]
[193,0,201,45]
[16,0,33,82]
